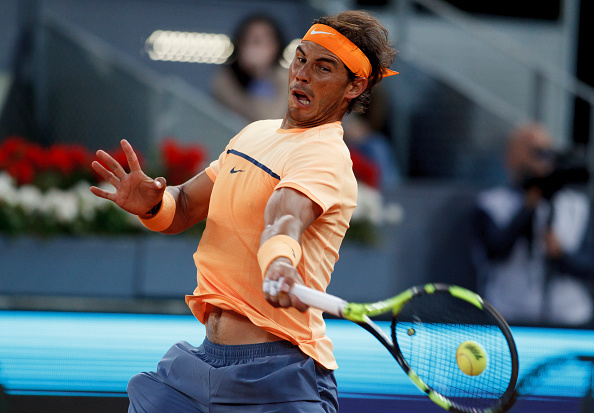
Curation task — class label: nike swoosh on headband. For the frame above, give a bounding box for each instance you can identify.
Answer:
[310,28,335,35]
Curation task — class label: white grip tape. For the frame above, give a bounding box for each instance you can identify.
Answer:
[263,278,347,317]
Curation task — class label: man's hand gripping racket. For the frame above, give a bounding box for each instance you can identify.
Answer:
[263,279,519,413]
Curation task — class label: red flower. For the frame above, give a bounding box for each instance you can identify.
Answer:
[0,136,97,186]
[350,149,380,188]
[161,138,207,185]
[26,144,46,170]
[6,160,35,185]
[46,145,74,175]
[0,136,28,167]
[66,144,91,172]
[0,136,40,185]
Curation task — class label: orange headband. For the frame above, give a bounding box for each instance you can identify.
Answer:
[302,24,398,79]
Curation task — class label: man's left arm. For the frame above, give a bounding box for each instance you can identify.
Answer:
[259,187,322,311]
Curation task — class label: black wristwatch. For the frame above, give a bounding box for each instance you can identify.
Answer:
[146,200,163,216]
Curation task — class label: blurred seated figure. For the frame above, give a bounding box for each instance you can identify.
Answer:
[212,14,288,122]
[343,113,400,190]
[471,123,594,326]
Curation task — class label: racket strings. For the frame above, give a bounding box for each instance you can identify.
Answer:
[393,292,514,410]
[401,323,510,396]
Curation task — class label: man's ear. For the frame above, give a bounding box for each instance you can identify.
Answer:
[345,77,368,100]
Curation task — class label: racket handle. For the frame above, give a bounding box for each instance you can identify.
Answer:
[263,279,347,317]
[290,284,347,317]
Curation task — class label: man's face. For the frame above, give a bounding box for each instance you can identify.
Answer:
[507,127,556,184]
[284,41,361,128]
[519,134,555,180]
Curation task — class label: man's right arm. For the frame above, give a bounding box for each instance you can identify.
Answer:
[160,170,214,234]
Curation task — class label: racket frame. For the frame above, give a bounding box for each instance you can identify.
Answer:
[386,284,519,413]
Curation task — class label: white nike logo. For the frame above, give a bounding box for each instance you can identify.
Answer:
[310,28,334,35]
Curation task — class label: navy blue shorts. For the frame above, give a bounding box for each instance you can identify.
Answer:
[127,339,339,413]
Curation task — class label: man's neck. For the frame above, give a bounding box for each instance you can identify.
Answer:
[280,114,345,130]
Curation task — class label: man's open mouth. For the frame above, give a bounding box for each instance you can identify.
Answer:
[293,91,311,107]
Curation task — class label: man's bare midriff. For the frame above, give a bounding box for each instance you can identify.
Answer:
[206,306,282,345]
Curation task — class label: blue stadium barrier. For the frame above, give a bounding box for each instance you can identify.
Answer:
[2,310,594,411]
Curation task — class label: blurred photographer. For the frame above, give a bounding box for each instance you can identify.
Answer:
[471,123,594,326]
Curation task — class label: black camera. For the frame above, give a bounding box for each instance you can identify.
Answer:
[524,151,590,199]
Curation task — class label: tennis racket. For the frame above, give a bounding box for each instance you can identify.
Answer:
[263,280,519,413]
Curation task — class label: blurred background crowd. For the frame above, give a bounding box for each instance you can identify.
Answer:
[1,0,593,327]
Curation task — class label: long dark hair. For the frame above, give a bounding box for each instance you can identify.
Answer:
[228,14,286,89]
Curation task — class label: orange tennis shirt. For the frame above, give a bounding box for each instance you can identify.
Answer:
[185,119,357,370]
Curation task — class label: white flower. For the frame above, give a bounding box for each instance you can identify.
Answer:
[351,183,404,226]
[14,185,44,214]
[73,181,101,221]
[0,172,17,205]
[383,202,405,225]
[0,171,161,235]
[44,188,79,223]
[352,183,384,225]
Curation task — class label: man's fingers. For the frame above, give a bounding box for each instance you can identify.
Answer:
[290,295,308,313]
[263,261,311,311]
[264,290,281,307]
[264,289,308,312]
[91,161,119,188]
[96,149,127,179]
[154,177,166,189]
[263,274,308,311]
[90,186,115,202]
[267,291,292,308]
[263,276,286,307]
[121,139,142,172]
[277,291,292,308]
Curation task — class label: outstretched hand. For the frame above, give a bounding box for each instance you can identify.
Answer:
[90,139,166,216]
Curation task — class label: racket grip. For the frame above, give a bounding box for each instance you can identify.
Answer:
[263,278,347,317]
[289,284,347,317]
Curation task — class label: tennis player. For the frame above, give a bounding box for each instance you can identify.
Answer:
[91,10,396,413]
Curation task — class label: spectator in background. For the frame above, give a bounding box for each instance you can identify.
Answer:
[471,123,594,326]
[212,14,288,122]
[343,113,400,190]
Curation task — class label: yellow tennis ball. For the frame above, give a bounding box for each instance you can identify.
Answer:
[456,341,487,376]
